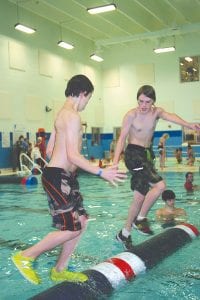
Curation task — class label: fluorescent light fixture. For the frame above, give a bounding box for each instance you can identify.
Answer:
[87,3,116,14]
[154,46,175,54]
[14,23,36,34]
[185,56,193,62]
[57,40,74,50]
[90,54,104,62]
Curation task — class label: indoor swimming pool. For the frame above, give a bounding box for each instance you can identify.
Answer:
[0,170,199,299]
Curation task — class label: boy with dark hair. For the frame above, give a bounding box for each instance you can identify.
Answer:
[12,74,126,284]
[156,190,187,228]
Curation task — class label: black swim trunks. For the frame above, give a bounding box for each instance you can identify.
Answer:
[42,167,88,231]
[124,144,163,195]
[158,143,164,155]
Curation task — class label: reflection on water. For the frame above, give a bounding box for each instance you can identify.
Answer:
[0,171,199,300]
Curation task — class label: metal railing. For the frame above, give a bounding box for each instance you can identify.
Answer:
[19,153,48,175]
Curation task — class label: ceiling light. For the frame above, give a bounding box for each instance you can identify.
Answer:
[57,23,74,50]
[87,4,116,15]
[154,46,175,54]
[14,23,36,34]
[57,40,74,50]
[90,54,104,62]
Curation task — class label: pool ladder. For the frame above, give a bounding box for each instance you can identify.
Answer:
[19,153,48,175]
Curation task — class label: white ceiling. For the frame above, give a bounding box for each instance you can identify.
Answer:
[8,0,200,48]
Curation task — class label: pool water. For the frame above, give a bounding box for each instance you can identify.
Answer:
[0,171,199,299]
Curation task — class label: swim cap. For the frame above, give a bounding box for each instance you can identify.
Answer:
[162,190,175,201]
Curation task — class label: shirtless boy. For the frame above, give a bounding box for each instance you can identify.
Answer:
[114,85,200,249]
[156,189,187,228]
[12,74,126,284]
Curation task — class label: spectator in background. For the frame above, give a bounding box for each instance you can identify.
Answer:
[184,172,200,191]
[156,189,187,228]
[33,137,46,169]
[37,136,46,161]
[110,139,116,162]
[27,142,33,159]
[23,138,29,153]
[187,144,195,166]
[32,144,42,163]
[11,135,28,171]
[158,133,169,169]
[175,147,182,164]
[11,140,21,172]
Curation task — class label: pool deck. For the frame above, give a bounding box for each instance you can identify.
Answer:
[0,169,31,176]
[0,158,199,177]
[112,158,200,173]
[154,160,200,173]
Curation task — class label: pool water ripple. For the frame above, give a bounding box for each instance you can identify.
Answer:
[0,172,199,299]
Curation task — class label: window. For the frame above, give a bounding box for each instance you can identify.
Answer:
[179,56,199,83]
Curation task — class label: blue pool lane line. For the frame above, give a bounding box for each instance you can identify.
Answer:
[31,223,199,300]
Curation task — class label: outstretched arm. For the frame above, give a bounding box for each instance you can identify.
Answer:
[65,113,127,185]
[113,112,133,165]
[159,109,200,130]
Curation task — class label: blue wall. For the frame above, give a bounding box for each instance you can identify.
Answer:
[1,130,200,168]
[0,132,13,168]
[82,133,113,159]
[152,130,200,158]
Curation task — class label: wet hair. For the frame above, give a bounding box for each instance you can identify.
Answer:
[185,172,193,179]
[162,190,175,201]
[65,74,94,97]
[137,85,156,103]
